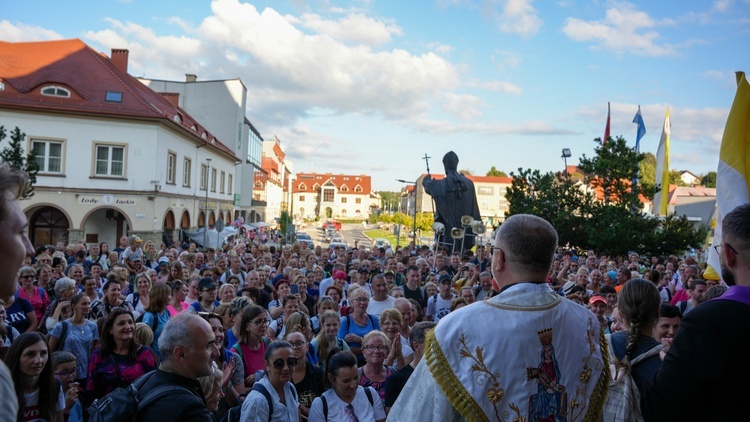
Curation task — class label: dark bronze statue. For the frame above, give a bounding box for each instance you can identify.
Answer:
[422,151,482,252]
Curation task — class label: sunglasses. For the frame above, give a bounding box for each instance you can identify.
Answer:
[198,311,221,321]
[272,357,298,369]
[55,368,77,377]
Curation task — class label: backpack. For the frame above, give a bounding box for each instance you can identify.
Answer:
[601,334,663,422]
[320,386,375,420]
[678,301,688,315]
[135,312,160,334]
[223,380,298,422]
[87,371,191,422]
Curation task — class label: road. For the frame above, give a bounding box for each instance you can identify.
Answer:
[305,222,372,250]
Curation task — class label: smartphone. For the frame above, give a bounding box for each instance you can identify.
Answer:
[290,284,299,294]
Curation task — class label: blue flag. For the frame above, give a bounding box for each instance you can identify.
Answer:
[633,106,646,152]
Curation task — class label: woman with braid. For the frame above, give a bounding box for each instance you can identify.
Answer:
[607,278,663,391]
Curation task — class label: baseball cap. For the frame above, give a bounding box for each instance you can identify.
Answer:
[198,277,216,291]
[333,270,347,280]
[128,235,142,244]
[158,256,169,264]
[438,274,452,284]
[129,255,142,262]
[589,295,606,305]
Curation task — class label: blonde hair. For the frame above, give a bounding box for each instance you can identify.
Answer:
[379,308,403,327]
[347,285,370,301]
[362,330,391,349]
[134,322,153,347]
[198,364,223,405]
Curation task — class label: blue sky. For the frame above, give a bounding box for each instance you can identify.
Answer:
[3,0,749,191]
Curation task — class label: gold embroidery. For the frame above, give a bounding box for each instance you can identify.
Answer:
[502,403,527,422]
[458,334,505,420]
[582,325,610,422]
[424,330,489,422]
[568,318,601,421]
[483,296,561,312]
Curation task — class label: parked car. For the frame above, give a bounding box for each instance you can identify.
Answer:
[373,238,391,249]
[331,237,347,246]
[295,232,315,249]
[328,241,347,250]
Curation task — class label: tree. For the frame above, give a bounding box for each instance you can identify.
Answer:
[392,212,411,227]
[458,169,472,176]
[486,166,508,177]
[639,152,656,187]
[0,126,38,198]
[415,212,434,233]
[668,170,687,187]
[505,136,701,256]
[701,171,717,188]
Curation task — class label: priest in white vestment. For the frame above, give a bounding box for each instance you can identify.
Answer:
[387,214,609,422]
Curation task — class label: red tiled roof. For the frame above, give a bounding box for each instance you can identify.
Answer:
[418,174,513,184]
[0,39,238,161]
[294,173,371,194]
[668,185,715,205]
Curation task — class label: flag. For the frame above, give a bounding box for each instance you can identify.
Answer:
[633,105,646,153]
[705,71,750,282]
[652,109,671,216]
[603,102,611,143]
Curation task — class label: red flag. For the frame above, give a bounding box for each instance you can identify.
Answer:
[603,101,611,144]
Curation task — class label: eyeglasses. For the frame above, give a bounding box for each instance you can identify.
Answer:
[289,341,307,349]
[19,275,34,279]
[251,319,270,327]
[713,243,739,256]
[198,311,221,321]
[202,288,217,293]
[363,345,389,352]
[271,357,298,369]
[54,369,77,378]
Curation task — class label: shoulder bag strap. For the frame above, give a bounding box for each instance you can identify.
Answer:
[321,395,328,421]
[364,386,374,407]
[251,382,274,421]
[629,343,664,366]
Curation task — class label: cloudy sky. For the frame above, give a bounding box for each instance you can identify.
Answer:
[3,0,749,191]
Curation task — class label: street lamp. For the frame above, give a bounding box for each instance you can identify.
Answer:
[396,179,418,247]
[561,148,571,176]
[203,158,212,249]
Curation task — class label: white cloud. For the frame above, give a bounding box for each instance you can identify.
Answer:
[496,0,543,37]
[466,80,523,95]
[0,20,63,42]
[490,50,522,70]
[298,12,403,46]
[442,93,488,120]
[427,42,454,53]
[562,2,677,57]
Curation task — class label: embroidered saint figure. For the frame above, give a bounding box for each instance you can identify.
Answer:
[526,328,567,422]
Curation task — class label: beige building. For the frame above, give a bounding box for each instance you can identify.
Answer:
[292,173,377,220]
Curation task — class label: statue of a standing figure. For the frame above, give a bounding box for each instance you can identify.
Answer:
[422,151,482,252]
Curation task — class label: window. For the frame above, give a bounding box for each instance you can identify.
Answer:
[299,195,305,202]
[354,185,363,192]
[41,86,70,98]
[0,81,4,91]
[228,174,233,194]
[105,91,123,102]
[340,185,349,192]
[313,183,320,190]
[478,186,494,195]
[31,139,63,174]
[94,144,125,177]
[183,157,191,187]
[200,164,208,190]
[355,198,362,204]
[167,152,176,184]
[220,171,226,194]
[299,183,307,190]
[323,189,334,202]
[341,197,347,203]
[211,168,217,192]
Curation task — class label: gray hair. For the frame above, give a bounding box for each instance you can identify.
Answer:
[494,214,558,274]
[159,312,201,362]
[479,271,492,279]
[54,278,77,297]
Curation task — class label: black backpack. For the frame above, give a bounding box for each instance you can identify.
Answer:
[88,371,190,422]
[320,387,375,420]
[222,381,298,422]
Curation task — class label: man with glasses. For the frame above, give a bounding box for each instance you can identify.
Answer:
[643,203,750,420]
[390,214,608,420]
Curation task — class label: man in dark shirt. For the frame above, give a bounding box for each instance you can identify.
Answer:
[384,322,436,413]
[137,312,219,421]
[402,266,427,310]
[641,203,750,421]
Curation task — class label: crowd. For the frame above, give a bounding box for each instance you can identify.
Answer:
[0,164,747,421]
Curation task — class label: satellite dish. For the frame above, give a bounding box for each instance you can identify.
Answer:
[215,218,225,233]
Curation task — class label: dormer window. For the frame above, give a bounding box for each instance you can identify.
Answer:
[354,185,363,192]
[0,81,5,92]
[41,86,71,98]
[298,183,307,190]
[105,91,122,102]
[340,185,349,192]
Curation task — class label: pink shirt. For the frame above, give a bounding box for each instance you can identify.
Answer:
[18,287,49,323]
[166,302,189,317]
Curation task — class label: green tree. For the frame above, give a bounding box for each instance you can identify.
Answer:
[415,212,434,233]
[0,126,38,198]
[639,152,656,187]
[392,212,411,227]
[506,136,701,256]
[505,168,594,248]
[668,170,687,187]
[486,166,508,177]
[701,171,717,188]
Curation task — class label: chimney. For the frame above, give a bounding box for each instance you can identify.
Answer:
[160,92,180,108]
[111,49,129,74]
[186,74,197,83]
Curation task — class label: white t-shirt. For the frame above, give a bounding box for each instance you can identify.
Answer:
[22,385,65,421]
[309,386,385,422]
[426,294,456,323]
[366,296,396,317]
